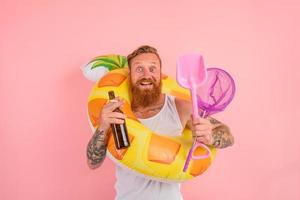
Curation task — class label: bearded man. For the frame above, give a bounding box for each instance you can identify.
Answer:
[86,45,234,200]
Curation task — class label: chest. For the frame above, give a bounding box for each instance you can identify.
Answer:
[133,105,163,119]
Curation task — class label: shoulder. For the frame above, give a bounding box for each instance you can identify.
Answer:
[174,97,192,127]
[174,98,191,115]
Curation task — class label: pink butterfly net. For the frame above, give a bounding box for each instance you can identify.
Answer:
[197,67,236,117]
[182,67,236,172]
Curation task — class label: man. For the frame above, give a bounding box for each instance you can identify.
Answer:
[87,45,234,200]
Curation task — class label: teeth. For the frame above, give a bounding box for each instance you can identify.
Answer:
[140,82,152,85]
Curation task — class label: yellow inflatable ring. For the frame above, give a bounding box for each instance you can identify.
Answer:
[87,67,216,182]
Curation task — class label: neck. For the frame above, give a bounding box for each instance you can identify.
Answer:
[132,93,165,118]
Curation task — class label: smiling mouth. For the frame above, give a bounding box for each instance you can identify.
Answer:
[140,81,153,86]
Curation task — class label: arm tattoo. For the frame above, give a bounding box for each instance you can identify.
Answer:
[207,116,234,148]
[208,117,221,125]
[87,128,108,167]
[211,125,234,148]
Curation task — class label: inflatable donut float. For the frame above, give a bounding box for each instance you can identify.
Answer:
[85,55,216,182]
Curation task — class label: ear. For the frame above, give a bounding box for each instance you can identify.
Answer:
[128,68,131,76]
[127,73,131,83]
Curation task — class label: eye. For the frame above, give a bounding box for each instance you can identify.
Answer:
[136,66,143,73]
[149,66,156,73]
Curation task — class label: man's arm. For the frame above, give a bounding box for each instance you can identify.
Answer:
[86,128,109,169]
[86,97,125,169]
[175,98,234,149]
[207,117,234,148]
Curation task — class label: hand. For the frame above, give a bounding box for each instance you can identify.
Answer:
[98,97,126,132]
[190,116,213,145]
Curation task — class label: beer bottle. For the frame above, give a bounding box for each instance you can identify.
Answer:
[108,91,130,149]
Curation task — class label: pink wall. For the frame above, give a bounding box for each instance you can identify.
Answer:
[1,0,299,199]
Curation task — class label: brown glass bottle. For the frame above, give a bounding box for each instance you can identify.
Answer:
[108,91,130,149]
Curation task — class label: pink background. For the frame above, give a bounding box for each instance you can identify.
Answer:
[1,0,299,199]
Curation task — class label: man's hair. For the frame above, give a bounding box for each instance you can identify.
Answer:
[127,45,162,68]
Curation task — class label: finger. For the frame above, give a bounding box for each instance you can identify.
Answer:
[106,112,126,119]
[193,133,210,141]
[192,117,210,125]
[193,130,211,137]
[195,136,209,144]
[114,97,126,109]
[199,118,210,124]
[191,116,201,125]
[107,118,125,124]
[192,124,211,131]
[120,101,126,109]
[192,117,206,125]
[103,100,124,112]
[193,134,206,139]
[106,95,121,102]
[114,96,122,101]
[192,130,204,137]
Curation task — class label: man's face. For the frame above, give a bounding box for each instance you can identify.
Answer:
[129,53,162,108]
[129,53,161,89]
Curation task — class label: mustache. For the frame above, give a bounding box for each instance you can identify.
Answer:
[136,78,156,85]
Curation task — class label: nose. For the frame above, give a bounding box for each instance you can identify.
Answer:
[142,68,151,78]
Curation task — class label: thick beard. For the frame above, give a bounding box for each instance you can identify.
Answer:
[130,77,162,110]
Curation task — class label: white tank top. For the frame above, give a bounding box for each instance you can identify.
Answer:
[115,95,184,200]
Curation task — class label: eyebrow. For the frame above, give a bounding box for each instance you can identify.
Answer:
[133,61,158,64]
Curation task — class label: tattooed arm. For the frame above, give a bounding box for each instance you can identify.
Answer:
[187,116,234,149]
[207,117,234,149]
[175,98,234,148]
[86,128,109,169]
[86,97,126,169]
[176,98,234,149]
